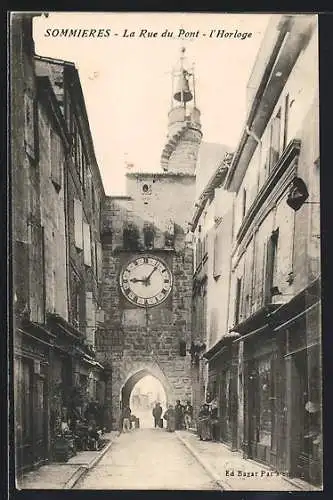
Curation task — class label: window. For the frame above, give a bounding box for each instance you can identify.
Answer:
[269,108,281,173]
[257,356,274,447]
[71,277,84,327]
[234,277,242,325]
[143,224,154,249]
[74,199,83,250]
[264,229,279,304]
[83,222,92,266]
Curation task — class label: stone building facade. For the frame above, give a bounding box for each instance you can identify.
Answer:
[97,51,202,429]
[190,143,233,422]
[197,14,321,486]
[11,15,106,473]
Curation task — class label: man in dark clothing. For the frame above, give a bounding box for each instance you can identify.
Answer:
[152,402,163,428]
[174,400,184,430]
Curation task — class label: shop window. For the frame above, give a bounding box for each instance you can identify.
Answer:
[257,357,273,447]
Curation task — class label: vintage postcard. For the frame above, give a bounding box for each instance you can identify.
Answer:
[10,12,322,491]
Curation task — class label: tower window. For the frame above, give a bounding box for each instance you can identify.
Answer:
[142,184,152,194]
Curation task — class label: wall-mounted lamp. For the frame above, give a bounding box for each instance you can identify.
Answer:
[286,177,309,211]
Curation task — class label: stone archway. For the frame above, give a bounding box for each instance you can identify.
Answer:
[120,364,174,410]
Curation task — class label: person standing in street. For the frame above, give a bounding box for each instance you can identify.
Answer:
[122,405,132,433]
[198,403,211,441]
[184,401,193,430]
[209,396,219,441]
[163,405,176,432]
[174,400,184,430]
[152,402,163,428]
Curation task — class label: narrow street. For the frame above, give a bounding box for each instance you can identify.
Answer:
[74,428,221,490]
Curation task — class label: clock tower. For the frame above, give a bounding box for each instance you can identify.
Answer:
[98,48,202,430]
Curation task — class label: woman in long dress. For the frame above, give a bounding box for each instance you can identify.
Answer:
[198,404,211,441]
[163,405,176,432]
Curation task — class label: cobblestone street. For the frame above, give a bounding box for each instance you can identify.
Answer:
[74,428,220,490]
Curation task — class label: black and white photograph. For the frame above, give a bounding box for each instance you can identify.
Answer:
[9,12,322,491]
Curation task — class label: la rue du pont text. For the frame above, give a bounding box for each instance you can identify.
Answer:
[122,28,253,40]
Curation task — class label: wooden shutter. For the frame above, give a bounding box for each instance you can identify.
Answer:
[83,222,92,266]
[74,199,83,250]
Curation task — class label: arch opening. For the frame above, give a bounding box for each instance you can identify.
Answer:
[121,370,168,429]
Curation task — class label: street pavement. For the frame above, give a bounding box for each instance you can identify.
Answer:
[74,427,221,490]
[177,431,321,491]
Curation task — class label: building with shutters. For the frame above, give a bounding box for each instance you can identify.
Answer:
[11,14,106,473]
[190,144,233,424]
[190,14,321,487]
[204,14,320,485]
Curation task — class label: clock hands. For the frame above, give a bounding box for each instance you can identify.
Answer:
[146,266,158,280]
[129,266,158,286]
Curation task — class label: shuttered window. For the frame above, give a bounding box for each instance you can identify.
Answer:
[83,222,92,267]
[74,199,83,250]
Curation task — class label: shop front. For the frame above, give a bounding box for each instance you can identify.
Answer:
[270,278,322,486]
[204,333,240,448]
[234,305,284,469]
[14,323,53,472]
[243,338,283,469]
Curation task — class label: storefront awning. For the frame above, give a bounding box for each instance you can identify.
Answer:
[204,332,241,361]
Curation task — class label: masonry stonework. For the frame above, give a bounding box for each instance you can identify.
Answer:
[98,172,196,429]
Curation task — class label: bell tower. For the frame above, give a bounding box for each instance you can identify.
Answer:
[160,47,202,174]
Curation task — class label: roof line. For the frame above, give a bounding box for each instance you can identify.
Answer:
[34,53,76,68]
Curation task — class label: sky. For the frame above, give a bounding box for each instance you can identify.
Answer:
[33,13,272,195]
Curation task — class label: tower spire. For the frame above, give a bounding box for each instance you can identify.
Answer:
[160,48,202,174]
[173,47,193,106]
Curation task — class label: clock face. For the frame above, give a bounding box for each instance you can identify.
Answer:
[119,256,173,307]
